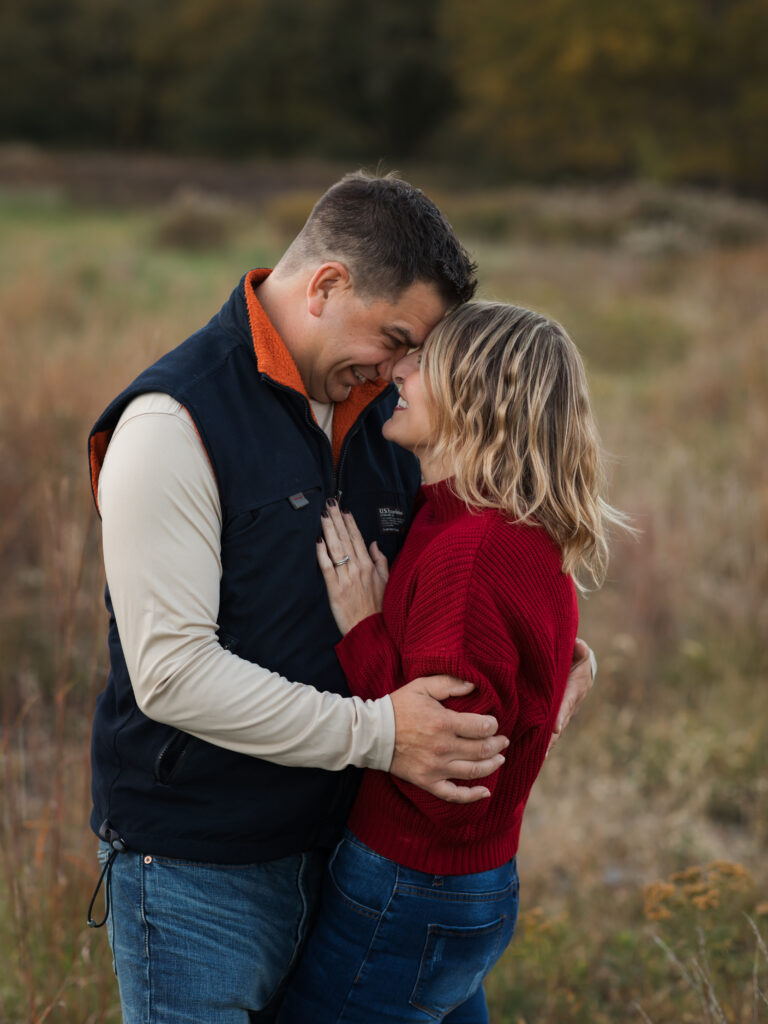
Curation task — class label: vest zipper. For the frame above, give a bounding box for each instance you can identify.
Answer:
[334,430,354,505]
[264,377,396,503]
[301,403,336,496]
[334,386,395,505]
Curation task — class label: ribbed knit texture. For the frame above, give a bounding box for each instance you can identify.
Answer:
[337,479,578,875]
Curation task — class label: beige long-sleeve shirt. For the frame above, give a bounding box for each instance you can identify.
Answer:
[98,392,395,772]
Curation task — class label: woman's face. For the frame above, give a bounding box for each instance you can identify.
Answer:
[381,350,435,458]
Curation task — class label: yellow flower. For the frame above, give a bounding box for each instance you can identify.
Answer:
[691,890,720,910]
[707,860,749,879]
[646,905,673,922]
[670,866,703,882]
[644,882,676,921]
[682,882,710,897]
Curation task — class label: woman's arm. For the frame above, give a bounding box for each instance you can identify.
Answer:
[318,504,515,717]
[320,505,528,832]
[317,505,570,834]
[335,612,405,701]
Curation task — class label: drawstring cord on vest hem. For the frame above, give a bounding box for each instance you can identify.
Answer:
[86,848,117,928]
[87,818,128,928]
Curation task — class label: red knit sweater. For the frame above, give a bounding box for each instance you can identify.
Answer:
[336,480,578,875]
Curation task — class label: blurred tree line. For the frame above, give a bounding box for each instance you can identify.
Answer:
[1,0,766,193]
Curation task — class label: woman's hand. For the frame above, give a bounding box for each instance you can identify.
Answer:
[317,501,389,635]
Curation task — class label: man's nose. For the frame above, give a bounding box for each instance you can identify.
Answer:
[356,365,382,383]
[377,347,410,381]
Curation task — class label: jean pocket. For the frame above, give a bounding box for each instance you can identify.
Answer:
[327,838,395,918]
[410,915,507,1019]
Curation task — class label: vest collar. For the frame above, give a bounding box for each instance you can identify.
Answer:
[243,268,390,465]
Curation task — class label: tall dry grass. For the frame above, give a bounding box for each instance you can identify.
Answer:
[0,193,277,1021]
[0,179,766,1021]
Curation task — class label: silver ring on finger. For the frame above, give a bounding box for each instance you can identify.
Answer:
[333,555,351,567]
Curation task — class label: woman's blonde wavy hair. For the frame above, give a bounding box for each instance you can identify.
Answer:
[420,301,628,590]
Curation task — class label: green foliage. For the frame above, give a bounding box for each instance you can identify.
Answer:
[154,187,237,250]
[642,864,768,1023]
[0,0,454,160]
[1,0,767,191]
[483,871,768,1023]
[261,190,319,239]
[438,0,768,191]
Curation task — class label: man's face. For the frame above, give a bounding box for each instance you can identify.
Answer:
[307,280,448,404]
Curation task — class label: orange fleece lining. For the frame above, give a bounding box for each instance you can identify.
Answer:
[244,269,310,408]
[243,269,388,466]
[89,429,112,515]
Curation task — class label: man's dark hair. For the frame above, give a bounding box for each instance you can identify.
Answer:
[280,171,477,307]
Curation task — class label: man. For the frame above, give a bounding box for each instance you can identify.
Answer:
[87,172,594,1022]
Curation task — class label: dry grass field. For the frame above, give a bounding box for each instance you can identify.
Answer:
[1,155,766,1022]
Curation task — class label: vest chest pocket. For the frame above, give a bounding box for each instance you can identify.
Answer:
[218,483,329,649]
[221,484,325,547]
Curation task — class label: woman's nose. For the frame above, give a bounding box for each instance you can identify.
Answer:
[391,351,419,381]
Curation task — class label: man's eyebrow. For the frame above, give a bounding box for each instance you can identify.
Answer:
[383,326,413,345]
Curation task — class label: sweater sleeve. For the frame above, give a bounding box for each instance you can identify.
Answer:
[396,586,523,833]
[339,532,532,833]
[335,613,405,701]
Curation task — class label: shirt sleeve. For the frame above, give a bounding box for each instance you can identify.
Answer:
[336,543,528,833]
[98,393,395,772]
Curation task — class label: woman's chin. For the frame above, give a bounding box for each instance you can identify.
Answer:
[381,419,411,452]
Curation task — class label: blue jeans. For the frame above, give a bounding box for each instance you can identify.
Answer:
[277,831,519,1023]
[97,841,326,1023]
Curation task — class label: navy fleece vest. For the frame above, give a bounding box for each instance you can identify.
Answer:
[88,272,420,863]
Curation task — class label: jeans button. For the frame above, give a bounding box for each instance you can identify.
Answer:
[144,856,153,865]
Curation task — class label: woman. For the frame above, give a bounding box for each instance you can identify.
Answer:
[278,301,625,1023]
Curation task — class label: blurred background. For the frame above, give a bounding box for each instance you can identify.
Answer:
[1,1,766,1021]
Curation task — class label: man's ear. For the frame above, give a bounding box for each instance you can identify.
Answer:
[307,262,351,317]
